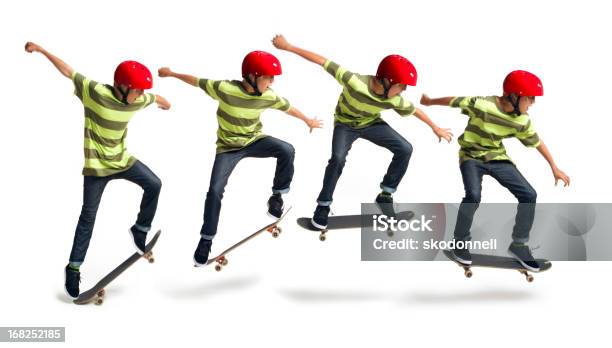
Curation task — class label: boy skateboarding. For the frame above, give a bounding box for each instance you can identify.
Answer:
[158,50,321,266]
[272,34,452,229]
[25,42,171,299]
[421,70,570,271]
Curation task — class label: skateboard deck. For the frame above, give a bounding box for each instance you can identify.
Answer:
[442,249,552,282]
[297,210,415,241]
[74,230,161,305]
[205,207,292,271]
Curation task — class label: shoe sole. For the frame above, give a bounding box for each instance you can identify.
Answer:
[310,218,327,231]
[193,256,206,268]
[508,249,540,272]
[449,249,472,265]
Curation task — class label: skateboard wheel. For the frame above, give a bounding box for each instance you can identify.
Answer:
[464,270,473,278]
[222,258,228,266]
[272,231,279,238]
[215,265,222,272]
[276,227,282,234]
[526,275,534,282]
[95,298,103,305]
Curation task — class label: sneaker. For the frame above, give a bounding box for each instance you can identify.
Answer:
[450,246,472,265]
[311,205,330,230]
[508,243,540,272]
[64,265,81,299]
[375,192,396,217]
[128,226,147,255]
[267,193,284,219]
[194,238,213,267]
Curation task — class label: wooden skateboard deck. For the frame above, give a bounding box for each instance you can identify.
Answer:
[74,230,161,305]
[442,249,552,282]
[297,210,415,241]
[205,207,292,271]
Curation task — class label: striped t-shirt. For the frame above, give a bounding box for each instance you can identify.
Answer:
[73,72,156,176]
[324,60,416,128]
[198,79,291,153]
[450,96,541,163]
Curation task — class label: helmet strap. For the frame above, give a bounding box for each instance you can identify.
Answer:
[116,85,131,105]
[378,78,391,99]
[247,75,262,96]
[506,94,521,115]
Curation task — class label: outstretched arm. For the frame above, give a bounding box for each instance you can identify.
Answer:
[158,67,198,86]
[25,42,74,79]
[285,106,323,133]
[536,140,570,186]
[420,94,455,107]
[272,34,327,67]
[413,108,453,143]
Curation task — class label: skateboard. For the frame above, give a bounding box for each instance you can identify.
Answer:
[442,249,552,282]
[74,230,161,305]
[297,210,415,241]
[205,207,292,272]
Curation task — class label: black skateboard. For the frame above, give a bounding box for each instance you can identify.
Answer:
[205,207,292,271]
[74,230,161,305]
[442,249,552,282]
[297,210,415,241]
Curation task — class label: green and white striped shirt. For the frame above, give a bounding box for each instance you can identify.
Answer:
[450,96,541,163]
[73,72,156,176]
[198,79,291,153]
[324,60,415,128]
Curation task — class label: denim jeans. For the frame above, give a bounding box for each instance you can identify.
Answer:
[316,121,413,206]
[453,159,537,244]
[69,160,162,264]
[200,136,295,239]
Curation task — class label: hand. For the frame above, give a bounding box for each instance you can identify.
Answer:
[272,34,291,51]
[306,117,323,133]
[420,94,432,106]
[155,95,171,110]
[433,126,453,143]
[552,167,570,187]
[25,41,42,53]
[158,67,173,78]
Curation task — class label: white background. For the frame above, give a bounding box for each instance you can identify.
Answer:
[1,0,611,346]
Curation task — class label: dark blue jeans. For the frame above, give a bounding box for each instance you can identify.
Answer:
[453,159,537,244]
[200,136,295,240]
[317,121,413,206]
[69,160,162,264]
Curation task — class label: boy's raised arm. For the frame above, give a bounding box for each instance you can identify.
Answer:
[158,67,198,87]
[25,42,74,79]
[272,34,327,67]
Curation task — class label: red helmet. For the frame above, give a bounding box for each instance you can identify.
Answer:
[242,51,282,78]
[503,70,543,97]
[376,55,417,86]
[114,60,153,90]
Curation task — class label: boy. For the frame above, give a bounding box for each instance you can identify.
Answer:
[25,42,171,299]
[272,34,452,229]
[158,50,321,266]
[421,70,570,270]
